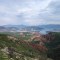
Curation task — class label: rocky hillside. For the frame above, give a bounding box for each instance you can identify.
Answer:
[28,32,60,60]
[0,32,60,60]
[0,33,49,60]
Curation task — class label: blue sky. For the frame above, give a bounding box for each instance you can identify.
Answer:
[0,0,60,26]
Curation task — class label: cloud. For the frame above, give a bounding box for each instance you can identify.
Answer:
[36,0,60,25]
[48,0,60,15]
[0,0,60,25]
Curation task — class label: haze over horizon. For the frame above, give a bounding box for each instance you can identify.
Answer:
[0,0,60,26]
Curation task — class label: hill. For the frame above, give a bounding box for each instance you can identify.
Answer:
[0,33,48,60]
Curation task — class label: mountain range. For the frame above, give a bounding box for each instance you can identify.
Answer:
[0,24,60,33]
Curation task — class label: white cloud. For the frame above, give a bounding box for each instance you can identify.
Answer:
[0,0,60,25]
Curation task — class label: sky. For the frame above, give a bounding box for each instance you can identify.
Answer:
[0,0,60,26]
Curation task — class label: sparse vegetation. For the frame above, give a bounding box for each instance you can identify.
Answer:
[0,32,60,60]
[0,33,47,60]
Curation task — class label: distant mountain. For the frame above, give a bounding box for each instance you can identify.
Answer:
[0,25,43,32]
[0,26,5,29]
[39,24,60,34]
[39,24,60,29]
[0,24,60,32]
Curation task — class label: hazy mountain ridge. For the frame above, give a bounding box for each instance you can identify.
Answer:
[0,24,60,32]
